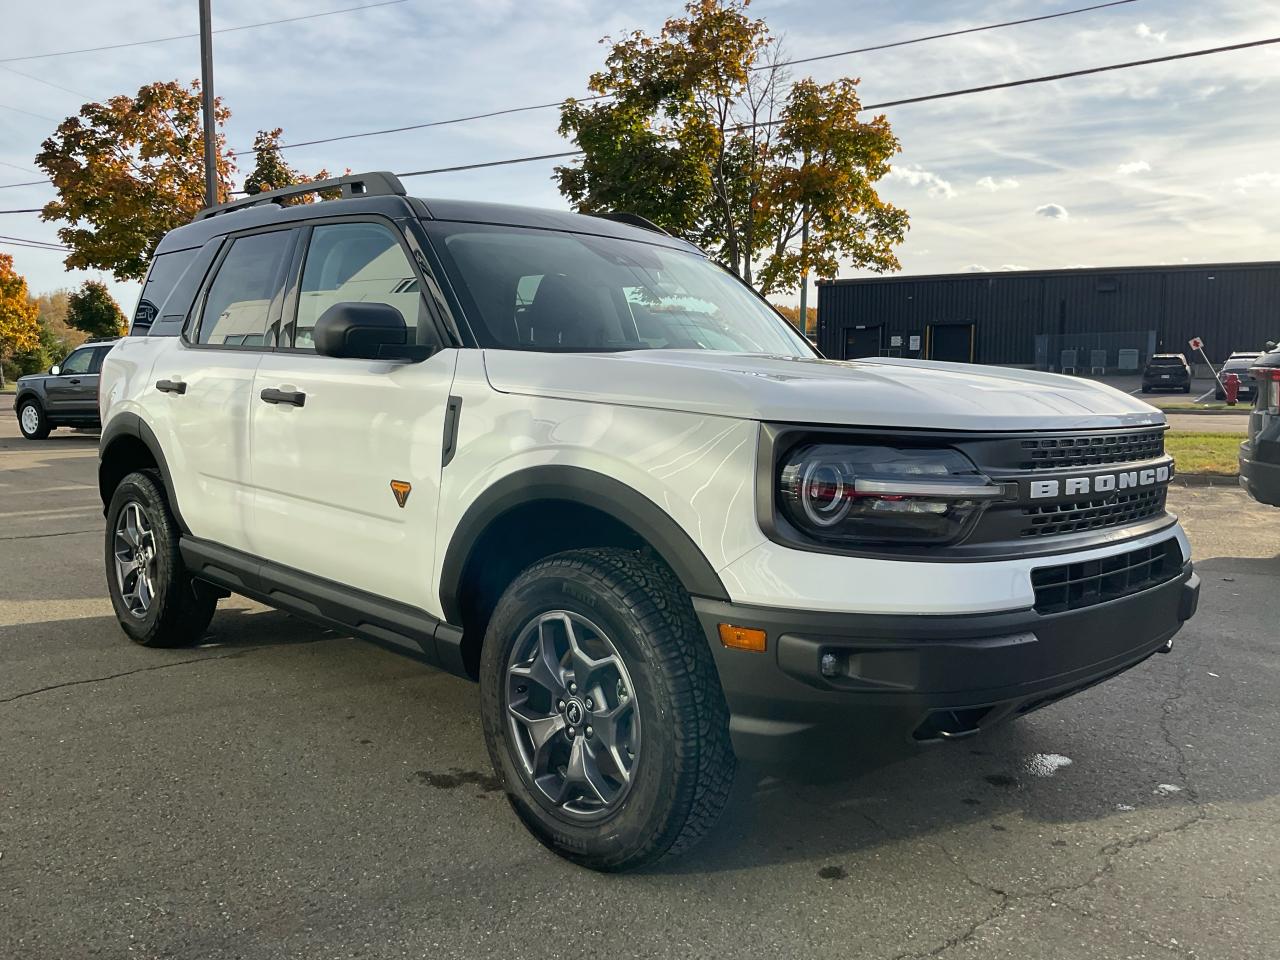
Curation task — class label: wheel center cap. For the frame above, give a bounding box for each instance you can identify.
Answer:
[565,699,585,726]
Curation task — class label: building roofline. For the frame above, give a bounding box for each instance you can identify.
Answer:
[818,260,1280,286]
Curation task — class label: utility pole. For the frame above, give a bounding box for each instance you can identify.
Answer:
[199,0,217,208]
[797,214,809,338]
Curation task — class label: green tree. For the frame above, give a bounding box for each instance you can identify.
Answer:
[66,280,127,339]
[243,128,339,203]
[0,253,41,389]
[556,0,907,294]
[35,80,236,281]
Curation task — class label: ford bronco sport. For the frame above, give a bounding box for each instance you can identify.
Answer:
[14,337,119,439]
[98,172,1200,870]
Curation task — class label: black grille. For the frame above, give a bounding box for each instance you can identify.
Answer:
[1017,430,1164,470]
[1031,539,1183,614]
[1021,488,1167,538]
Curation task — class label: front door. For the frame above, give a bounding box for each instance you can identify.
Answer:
[44,345,98,415]
[248,219,457,610]
[843,325,883,359]
[928,323,975,363]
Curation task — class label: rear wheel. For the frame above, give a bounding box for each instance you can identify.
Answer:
[18,399,50,440]
[480,548,735,871]
[105,471,217,647]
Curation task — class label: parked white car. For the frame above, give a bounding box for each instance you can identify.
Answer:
[98,172,1200,870]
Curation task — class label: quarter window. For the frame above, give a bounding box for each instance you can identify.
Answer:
[197,231,292,346]
[291,223,421,350]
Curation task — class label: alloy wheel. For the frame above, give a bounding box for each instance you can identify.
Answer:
[505,610,640,819]
[113,501,158,618]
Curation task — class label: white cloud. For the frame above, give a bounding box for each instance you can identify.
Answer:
[1035,203,1070,220]
[1135,23,1168,43]
[976,175,1020,192]
[888,164,956,199]
[1233,172,1280,194]
[960,263,1029,273]
[1116,160,1152,176]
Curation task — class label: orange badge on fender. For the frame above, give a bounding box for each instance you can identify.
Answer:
[390,480,412,508]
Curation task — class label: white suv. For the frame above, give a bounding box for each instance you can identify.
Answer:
[98,173,1200,870]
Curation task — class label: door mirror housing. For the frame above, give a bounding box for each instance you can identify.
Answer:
[313,302,434,361]
[49,364,61,376]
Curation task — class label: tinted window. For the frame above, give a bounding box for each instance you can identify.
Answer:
[426,222,813,357]
[1149,357,1184,367]
[198,232,291,346]
[59,348,93,375]
[291,223,421,350]
[134,248,199,332]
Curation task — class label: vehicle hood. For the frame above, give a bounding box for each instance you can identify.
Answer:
[483,350,1165,431]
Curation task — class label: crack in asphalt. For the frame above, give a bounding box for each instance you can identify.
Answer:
[1158,657,1199,801]
[893,813,1221,960]
[0,528,98,541]
[0,652,245,705]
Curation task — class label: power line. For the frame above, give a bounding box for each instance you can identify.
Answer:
[389,35,1280,180]
[0,208,44,214]
[0,233,68,249]
[766,0,1140,70]
[0,103,59,122]
[0,64,92,99]
[0,0,408,63]
[239,0,1141,157]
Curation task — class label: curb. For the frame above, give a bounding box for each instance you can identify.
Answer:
[1172,474,1239,487]
[1159,407,1249,416]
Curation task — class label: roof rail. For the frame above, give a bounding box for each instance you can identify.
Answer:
[591,212,672,237]
[194,171,406,221]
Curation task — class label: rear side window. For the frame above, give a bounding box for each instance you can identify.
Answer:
[290,222,422,350]
[133,248,198,333]
[197,232,292,346]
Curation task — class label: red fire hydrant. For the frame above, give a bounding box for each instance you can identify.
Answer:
[1224,372,1241,406]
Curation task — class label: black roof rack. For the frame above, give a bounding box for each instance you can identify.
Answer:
[195,171,406,220]
[591,212,672,237]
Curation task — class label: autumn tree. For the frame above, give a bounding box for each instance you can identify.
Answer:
[36,80,236,281]
[66,280,127,339]
[243,128,339,203]
[0,254,41,389]
[556,0,907,294]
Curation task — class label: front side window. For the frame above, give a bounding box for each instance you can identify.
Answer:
[197,231,291,346]
[425,222,814,357]
[59,348,93,375]
[291,222,422,350]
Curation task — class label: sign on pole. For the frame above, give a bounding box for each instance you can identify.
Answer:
[1189,336,1221,392]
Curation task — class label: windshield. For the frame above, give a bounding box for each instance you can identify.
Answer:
[425,222,815,357]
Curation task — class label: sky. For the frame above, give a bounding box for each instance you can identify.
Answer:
[1,0,1278,314]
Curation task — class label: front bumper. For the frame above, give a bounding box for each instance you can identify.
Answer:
[1239,440,1280,507]
[694,563,1199,766]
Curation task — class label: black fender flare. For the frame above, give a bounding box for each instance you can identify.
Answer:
[438,465,730,625]
[98,412,188,532]
[14,390,42,414]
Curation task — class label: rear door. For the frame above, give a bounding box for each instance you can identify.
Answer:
[44,346,97,415]
[248,218,457,608]
[147,226,297,552]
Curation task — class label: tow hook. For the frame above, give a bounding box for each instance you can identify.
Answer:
[1158,638,1174,654]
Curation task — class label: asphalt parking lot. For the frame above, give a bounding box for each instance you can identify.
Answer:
[2,410,1278,960]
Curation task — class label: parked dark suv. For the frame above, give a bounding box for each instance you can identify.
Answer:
[1240,348,1280,506]
[13,338,118,440]
[1141,354,1191,393]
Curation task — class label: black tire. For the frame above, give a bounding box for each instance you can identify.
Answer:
[480,548,735,871]
[1140,386,1150,394]
[17,398,51,440]
[1183,384,1192,394]
[1215,390,1224,401]
[105,470,217,647]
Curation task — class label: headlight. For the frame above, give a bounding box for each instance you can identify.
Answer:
[778,443,1004,546]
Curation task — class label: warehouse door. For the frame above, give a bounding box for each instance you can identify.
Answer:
[843,325,883,359]
[927,323,975,363]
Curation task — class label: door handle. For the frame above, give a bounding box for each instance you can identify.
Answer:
[69,378,81,384]
[155,379,187,395]
[260,387,306,407]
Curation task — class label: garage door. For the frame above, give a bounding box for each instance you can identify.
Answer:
[843,325,883,359]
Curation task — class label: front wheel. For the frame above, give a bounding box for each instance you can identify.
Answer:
[480,549,735,871]
[18,399,50,439]
[105,471,217,647]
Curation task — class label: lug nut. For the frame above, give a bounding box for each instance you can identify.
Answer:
[585,697,594,710]
[585,725,593,738]
[568,682,578,694]
[566,727,576,739]
[557,699,566,712]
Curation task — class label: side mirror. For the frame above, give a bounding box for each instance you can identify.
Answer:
[49,364,61,376]
[313,302,433,361]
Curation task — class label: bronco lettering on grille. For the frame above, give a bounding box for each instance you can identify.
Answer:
[1029,463,1172,499]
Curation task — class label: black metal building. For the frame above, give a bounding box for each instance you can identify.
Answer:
[816,260,1280,369]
